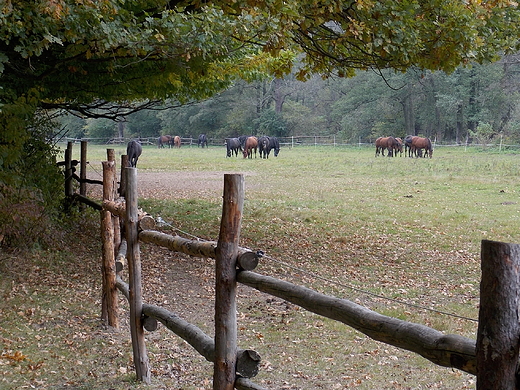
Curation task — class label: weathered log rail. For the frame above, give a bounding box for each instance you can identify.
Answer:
[64,142,520,389]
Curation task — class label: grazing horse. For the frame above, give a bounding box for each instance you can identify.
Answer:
[225,137,242,157]
[269,137,280,157]
[197,134,208,148]
[404,135,416,157]
[158,135,172,148]
[173,136,181,148]
[258,136,270,158]
[375,136,400,157]
[127,140,142,167]
[242,136,258,158]
[258,136,280,158]
[411,136,433,158]
[395,137,404,157]
[238,135,249,150]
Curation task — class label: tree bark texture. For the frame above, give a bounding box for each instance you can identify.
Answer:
[100,160,118,328]
[237,270,477,375]
[214,174,244,390]
[477,240,520,390]
[139,230,257,269]
[125,167,151,384]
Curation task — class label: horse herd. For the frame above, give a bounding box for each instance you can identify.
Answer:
[375,135,433,158]
[157,134,209,149]
[225,135,280,159]
[126,133,430,169]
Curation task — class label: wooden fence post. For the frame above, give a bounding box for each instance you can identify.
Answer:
[80,140,87,198]
[477,240,520,390]
[64,141,74,200]
[125,166,151,384]
[120,154,128,197]
[100,155,118,328]
[213,174,244,390]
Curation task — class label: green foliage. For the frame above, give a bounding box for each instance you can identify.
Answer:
[254,109,288,137]
[126,110,162,138]
[0,120,63,250]
[84,118,117,141]
[470,122,496,147]
[56,114,87,139]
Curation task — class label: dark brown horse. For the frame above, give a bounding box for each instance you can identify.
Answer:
[158,135,172,148]
[413,136,433,158]
[242,136,258,158]
[375,136,400,157]
[173,135,181,148]
[405,135,432,158]
[395,137,404,157]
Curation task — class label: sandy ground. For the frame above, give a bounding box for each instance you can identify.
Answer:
[86,169,256,200]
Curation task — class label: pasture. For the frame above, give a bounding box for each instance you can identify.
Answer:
[2,142,520,389]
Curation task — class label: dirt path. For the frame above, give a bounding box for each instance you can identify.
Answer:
[87,170,255,200]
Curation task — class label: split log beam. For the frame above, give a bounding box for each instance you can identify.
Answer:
[237,270,477,375]
[477,240,520,390]
[235,378,269,390]
[139,230,258,270]
[116,239,127,273]
[103,200,155,231]
[72,193,102,210]
[115,277,261,379]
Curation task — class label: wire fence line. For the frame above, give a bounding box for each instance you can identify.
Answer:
[155,216,478,323]
[56,135,520,151]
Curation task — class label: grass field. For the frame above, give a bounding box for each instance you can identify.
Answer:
[2,143,520,389]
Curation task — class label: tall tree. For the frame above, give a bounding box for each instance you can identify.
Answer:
[2,0,520,191]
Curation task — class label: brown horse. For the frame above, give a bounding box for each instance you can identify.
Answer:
[375,136,400,157]
[405,135,432,158]
[242,136,258,158]
[158,135,172,148]
[173,135,181,148]
[395,137,404,157]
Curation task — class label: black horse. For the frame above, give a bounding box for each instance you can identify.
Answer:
[238,135,249,150]
[268,137,280,157]
[258,136,270,158]
[127,140,142,167]
[225,137,242,157]
[258,136,280,158]
[197,134,208,148]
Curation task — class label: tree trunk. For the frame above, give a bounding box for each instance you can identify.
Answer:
[477,240,520,390]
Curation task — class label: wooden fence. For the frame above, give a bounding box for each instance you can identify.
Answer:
[63,141,520,390]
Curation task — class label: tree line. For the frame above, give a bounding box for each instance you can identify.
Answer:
[61,54,520,146]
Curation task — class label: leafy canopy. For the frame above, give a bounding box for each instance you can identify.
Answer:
[1,0,519,248]
[1,0,519,112]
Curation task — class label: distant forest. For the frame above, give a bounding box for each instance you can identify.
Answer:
[60,54,520,145]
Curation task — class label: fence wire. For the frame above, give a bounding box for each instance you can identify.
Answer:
[155,217,478,324]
